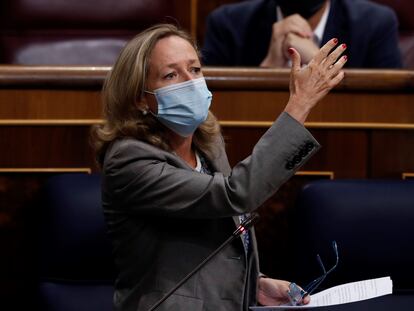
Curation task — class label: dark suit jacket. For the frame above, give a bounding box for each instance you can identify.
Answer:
[202,0,402,68]
[102,112,319,311]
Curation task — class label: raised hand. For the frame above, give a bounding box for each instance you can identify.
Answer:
[284,38,347,124]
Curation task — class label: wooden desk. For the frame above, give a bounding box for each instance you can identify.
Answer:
[0,66,413,308]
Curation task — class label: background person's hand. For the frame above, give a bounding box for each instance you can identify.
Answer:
[283,32,319,65]
[284,38,347,124]
[261,14,313,68]
[257,277,311,306]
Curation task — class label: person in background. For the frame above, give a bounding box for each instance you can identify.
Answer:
[93,24,346,311]
[203,0,402,68]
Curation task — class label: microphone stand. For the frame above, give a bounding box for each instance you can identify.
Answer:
[148,213,260,311]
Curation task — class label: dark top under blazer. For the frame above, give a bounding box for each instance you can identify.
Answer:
[102,112,320,311]
[202,0,402,68]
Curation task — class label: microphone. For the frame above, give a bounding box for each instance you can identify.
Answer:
[148,212,260,311]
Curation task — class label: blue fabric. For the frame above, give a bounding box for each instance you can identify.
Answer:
[150,78,212,137]
[239,213,251,254]
[198,152,213,175]
[38,283,114,311]
[286,179,414,299]
[38,174,115,311]
[203,0,402,68]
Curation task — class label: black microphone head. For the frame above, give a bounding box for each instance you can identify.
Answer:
[233,212,260,236]
[241,212,260,230]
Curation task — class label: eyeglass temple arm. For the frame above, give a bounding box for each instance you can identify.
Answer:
[304,253,327,293]
[304,241,339,295]
[304,274,327,294]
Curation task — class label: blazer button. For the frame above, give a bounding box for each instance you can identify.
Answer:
[299,148,308,158]
[285,161,294,170]
[306,142,315,151]
[293,155,302,164]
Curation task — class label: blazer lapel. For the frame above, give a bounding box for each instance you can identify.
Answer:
[322,0,349,46]
[206,145,241,229]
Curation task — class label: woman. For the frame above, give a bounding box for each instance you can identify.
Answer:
[93,24,346,311]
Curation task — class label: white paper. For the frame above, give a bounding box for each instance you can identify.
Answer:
[250,276,393,310]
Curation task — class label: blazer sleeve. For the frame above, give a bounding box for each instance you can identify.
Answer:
[103,112,320,218]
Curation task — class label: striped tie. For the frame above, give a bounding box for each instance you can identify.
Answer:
[239,214,250,253]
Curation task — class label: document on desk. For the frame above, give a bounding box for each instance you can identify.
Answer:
[250,276,392,310]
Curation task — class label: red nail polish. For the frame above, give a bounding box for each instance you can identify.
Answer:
[333,38,338,44]
[342,43,347,49]
[343,55,348,61]
[288,48,294,55]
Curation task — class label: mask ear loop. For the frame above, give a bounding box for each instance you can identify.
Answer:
[141,90,156,116]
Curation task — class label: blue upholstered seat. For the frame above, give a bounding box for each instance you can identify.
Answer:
[37,173,115,311]
[286,179,414,310]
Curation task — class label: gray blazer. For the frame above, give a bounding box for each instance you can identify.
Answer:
[102,112,320,311]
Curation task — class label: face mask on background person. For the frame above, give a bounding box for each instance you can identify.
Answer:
[276,0,326,19]
[145,77,212,137]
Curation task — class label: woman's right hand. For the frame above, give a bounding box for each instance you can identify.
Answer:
[284,38,347,124]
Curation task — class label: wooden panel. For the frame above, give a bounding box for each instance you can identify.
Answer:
[1,67,413,128]
[0,89,102,120]
[305,129,369,178]
[223,127,369,178]
[371,130,414,178]
[213,91,414,125]
[0,126,97,168]
[403,173,414,180]
[1,66,413,90]
[175,0,193,35]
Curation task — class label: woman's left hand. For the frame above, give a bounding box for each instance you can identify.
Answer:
[257,277,310,306]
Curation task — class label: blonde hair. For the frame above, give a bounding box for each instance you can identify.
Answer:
[92,24,221,166]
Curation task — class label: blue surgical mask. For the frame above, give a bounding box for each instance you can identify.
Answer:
[145,78,212,137]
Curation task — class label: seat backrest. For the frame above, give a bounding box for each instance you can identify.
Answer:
[37,173,115,311]
[285,179,414,293]
[0,0,189,65]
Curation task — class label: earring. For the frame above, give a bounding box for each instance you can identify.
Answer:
[142,109,148,116]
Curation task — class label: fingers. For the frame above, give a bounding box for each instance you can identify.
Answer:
[324,43,347,70]
[288,47,301,72]
[312,38,339,64]
[302,293,311,305]
[328,55,348,78]
[329,69,345,88]
[313,38,348,86]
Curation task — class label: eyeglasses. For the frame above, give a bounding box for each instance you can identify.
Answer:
[287,241,339,305]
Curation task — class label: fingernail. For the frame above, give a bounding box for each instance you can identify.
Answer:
[333,38,338,44]
[288,48,294,55]
[343,55,348,61]
[342,43,347,49]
